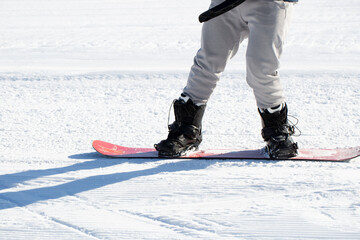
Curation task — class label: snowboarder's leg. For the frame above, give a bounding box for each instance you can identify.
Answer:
[243,1,297,158]
[183,0,248,105]
[244,0,293,109]
[155,1,248,156]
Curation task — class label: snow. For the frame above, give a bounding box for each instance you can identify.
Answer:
[0,0,359,239]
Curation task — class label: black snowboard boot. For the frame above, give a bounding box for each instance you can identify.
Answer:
[259,103,298,159]
[155,94,205,157]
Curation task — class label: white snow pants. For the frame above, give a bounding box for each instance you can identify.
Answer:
[183,0,294,109]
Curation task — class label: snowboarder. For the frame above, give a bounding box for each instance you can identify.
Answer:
[155,0,299,159]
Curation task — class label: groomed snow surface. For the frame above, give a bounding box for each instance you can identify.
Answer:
[1,0,359,239]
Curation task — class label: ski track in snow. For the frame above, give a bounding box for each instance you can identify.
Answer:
[1,0,360,239]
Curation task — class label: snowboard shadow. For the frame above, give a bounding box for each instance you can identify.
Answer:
[0,152,271,210]
[0,152,164,191]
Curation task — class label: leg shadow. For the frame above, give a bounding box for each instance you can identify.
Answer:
[0,152,162,191]
[0,159,212,210]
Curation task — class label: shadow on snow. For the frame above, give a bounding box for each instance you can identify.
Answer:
[0,152,270,210]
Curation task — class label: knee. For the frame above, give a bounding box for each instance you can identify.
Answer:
[246,52,280,79]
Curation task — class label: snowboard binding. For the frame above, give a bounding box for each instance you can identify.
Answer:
[259,103,299,159]
[155,94,205,158]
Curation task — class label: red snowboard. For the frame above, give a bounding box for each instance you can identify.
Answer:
[92,140,360,162]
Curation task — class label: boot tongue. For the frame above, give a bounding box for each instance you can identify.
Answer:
[259,103,288,128]
[259,103,285,114]
[179,94,190,104]
[174,97,205,128]
[266,104,284,114]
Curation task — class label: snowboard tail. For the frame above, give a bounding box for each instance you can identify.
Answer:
[92,140,360,162]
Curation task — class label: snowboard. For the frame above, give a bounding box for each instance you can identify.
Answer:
[92,140,360,162]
